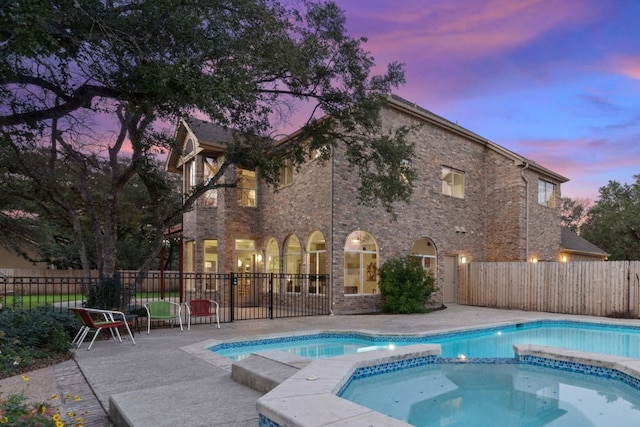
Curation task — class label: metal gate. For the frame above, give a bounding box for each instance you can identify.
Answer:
[178,272,331,322]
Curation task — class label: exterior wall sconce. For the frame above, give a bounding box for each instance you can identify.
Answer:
[257,254,263,263]
[530,256,538,264]
[460,256,467,264]
[561,254,568,262]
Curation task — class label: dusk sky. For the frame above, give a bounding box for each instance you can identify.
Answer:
[332,0,640,200]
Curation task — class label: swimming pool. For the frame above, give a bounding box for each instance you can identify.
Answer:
[339,361,640,426]
[211,320,640,360]
[256,344,640,427]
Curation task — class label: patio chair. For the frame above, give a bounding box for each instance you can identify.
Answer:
[69,307,90,346]
[144,301,183,334]
[69,307,136,350]
[185,299,220,331]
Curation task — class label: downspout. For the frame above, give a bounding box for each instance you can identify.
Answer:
[329,150,335,315]
[521,162,530,261]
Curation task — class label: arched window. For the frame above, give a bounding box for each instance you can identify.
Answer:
[284,235,301,293]
[411,237,437,277]
[307,231,327,295]
[265,238,280,274]
[344,231,378,295]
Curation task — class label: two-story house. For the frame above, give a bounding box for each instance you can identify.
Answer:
[166,95,574,314]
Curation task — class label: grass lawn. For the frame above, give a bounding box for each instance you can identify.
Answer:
[2,291,180,309]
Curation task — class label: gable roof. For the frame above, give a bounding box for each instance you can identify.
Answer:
[166,118,235,173]
[184,117,235,146]
[386,95,569,184]
[560,227,609,258]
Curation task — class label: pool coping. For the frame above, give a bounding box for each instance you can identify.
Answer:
[256,344,640,427]
[178,318,640,426]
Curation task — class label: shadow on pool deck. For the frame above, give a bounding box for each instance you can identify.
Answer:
[68,304,640,426]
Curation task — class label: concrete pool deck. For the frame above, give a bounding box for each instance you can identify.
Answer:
[65,304,640,426]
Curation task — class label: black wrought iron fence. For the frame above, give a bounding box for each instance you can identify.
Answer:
[0,271,331,322]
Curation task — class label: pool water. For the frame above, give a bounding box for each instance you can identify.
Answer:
[215,336,384,360]
[339,362,640,426]
[211,321,640,360]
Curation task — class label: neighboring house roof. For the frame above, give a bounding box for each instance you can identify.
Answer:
[560,227,609,258]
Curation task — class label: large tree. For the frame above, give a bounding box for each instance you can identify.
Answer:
[560,196,592,234]
[0,0,412,279]
[581,176,640,260]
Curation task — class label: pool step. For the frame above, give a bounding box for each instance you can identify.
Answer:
[231,351,311,393]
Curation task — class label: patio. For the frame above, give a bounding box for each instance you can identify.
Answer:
[10,304,640,426]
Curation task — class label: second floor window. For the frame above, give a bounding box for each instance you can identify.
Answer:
[184,159,196,192]
[203,156,219,207]
[441,166,464,198]
[237,168,256,207]
[278,160,293,186]
[538,179,557,208]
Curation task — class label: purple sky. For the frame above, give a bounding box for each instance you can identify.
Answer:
[332,0,640,200]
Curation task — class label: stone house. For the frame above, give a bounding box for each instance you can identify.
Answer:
[166,95,579,314]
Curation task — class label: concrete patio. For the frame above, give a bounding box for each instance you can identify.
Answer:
[61,304,640,426]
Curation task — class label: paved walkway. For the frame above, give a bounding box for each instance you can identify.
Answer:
[42,305,640,426]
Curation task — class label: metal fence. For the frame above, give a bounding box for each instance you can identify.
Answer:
[0,271,331,322]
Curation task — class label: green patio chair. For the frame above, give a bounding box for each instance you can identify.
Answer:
[144,301,183,334]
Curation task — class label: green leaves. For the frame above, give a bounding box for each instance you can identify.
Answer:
[378,255,436,314]
[581,175,640,260]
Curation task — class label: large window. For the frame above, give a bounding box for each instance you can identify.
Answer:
[237,168,256,207]
[411,238,437,278]
[441,166,464,198]
[185,240,195,272]
[265,238,280,274]
[203,156,219,207]
[203,240,218,273]
[344,231,378,295]
[284,236,301,293]
[538,179,557,208]
[307,231,327,295]
[203,240,218,291]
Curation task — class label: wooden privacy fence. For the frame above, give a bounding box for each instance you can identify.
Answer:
[458,261,640,317]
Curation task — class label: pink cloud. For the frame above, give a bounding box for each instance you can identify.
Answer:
[610,55,640,80]
[506,136,640,199]
[348,0,600,62]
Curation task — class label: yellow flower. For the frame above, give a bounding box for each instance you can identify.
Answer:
[21,375,29,381]
[55,421,64,427]
[67,412,75,417]
[73,395,81,401]
[76,417,83,424]
[0,416,8,424]
[53,413,61,421]
[51,393,58,400]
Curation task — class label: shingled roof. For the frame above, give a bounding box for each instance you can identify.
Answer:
[560,227,609,258]
[184,117,234,146]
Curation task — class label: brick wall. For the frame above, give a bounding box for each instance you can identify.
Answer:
[177,101,565,315]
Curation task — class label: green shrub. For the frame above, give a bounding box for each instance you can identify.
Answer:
[378,255,437,314]
[0,307,77,378]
